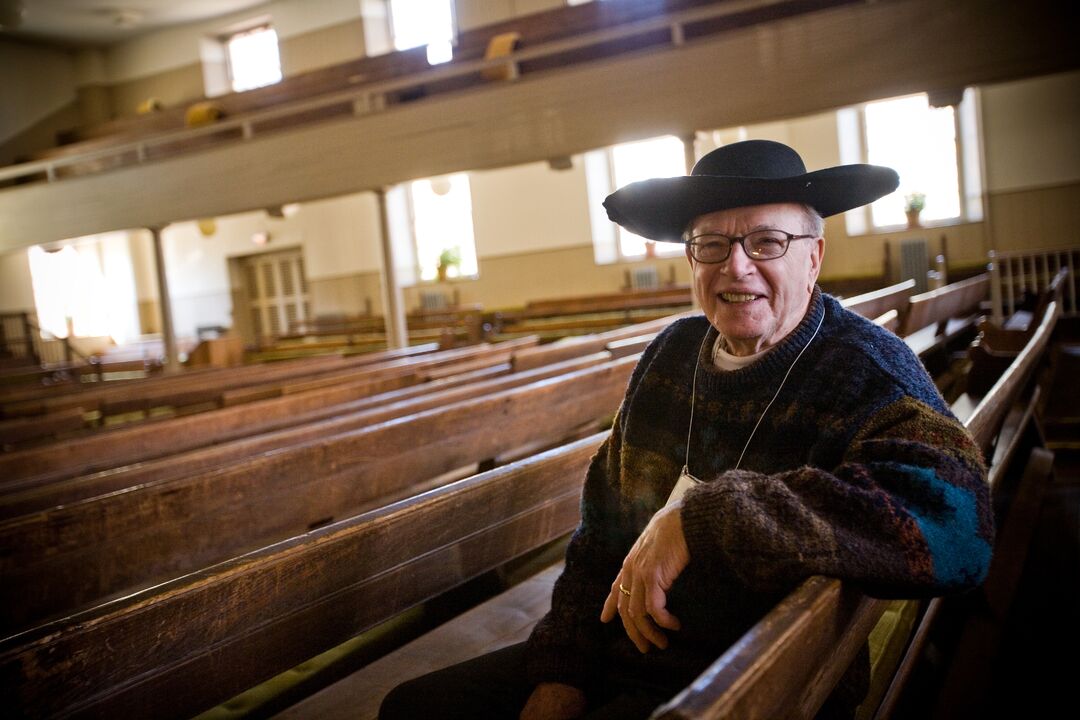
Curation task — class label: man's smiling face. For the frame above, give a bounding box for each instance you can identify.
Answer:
[685,203,824,356]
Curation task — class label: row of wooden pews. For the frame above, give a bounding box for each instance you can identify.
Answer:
[0,310,695,717]
[0,340,501,449]
[0,275,1032,717]
[260,286,694,359]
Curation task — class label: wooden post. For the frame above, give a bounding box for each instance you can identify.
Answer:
[375,189,408,349]
[988,250,1003,325]
[22,312,39,364]
[681,132,697,174]
[149,225,181,373]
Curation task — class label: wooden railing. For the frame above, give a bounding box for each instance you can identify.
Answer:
[0,0,859,188]
[988,245,1079,322]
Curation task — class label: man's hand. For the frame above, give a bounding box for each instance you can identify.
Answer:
[520,682,588,720]
[600,502,689,653]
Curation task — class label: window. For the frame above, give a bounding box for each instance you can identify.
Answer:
[408,174,478,282]
[226,25,283,92]
[839,90,983,234]
[389,0,455,65]
[586,135,688,263]
[28,244,132,342]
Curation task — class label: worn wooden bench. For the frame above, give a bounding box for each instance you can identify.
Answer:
[0,354,636,634]
[966,267,1068,396]
[0,338,535,448]
[0,431,607,719]
[0,352,611,519]
[900,274,989,356]
[0,352,355,419]
[0,307,686,482]
[840,279,916,322]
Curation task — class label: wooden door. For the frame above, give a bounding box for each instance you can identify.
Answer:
[239,250,310,342]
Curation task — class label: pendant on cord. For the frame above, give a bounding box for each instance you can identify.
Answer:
[666,465,702,506]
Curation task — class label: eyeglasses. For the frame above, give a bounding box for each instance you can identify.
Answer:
[684,229,816,264]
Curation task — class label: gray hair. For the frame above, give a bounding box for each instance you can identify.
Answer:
[801,205,825,237]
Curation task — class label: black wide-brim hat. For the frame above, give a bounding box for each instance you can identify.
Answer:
[603,139,899,242]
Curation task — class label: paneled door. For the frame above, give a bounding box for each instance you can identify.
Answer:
[239,249,310,342]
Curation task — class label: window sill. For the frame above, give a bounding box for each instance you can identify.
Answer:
[846,216,982,239]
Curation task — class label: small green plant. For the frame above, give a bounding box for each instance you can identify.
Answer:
[904,192,926,213]
[438,247,461,270]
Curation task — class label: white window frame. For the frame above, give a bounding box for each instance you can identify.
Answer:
[838,89,984,236]
[223,23,283,93]
[387,0,456,65]
[586,136,688,265]
[387,174,480,286]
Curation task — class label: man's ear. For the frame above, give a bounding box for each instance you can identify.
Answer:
[685,244,695,268]
[808,237,824,291]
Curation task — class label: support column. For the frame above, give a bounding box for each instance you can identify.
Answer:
[681,132,698,174]
[149,225,181,372]
[681,132,701,311]
[375,189,408,349]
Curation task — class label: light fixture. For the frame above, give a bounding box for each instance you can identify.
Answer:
[252,231,270,246]
[197,218,217,237]
[429,177,452,196]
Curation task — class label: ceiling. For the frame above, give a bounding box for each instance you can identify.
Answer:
[0,0,272,47]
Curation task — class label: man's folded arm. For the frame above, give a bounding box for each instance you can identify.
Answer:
[680,394,994,599]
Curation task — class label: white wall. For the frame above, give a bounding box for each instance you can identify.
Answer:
[105,0,365,82]
[0,42,77,143]
[454,0,564,32]
[470,158,593,258]
[300,193,383,277]
[981,69,1080,193]
[0,249,34,312]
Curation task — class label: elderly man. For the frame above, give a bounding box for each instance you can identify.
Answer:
[380,140,992,720]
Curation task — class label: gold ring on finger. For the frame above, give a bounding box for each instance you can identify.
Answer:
[618,583,631,597]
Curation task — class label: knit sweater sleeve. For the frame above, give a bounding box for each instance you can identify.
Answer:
[680,375,994,599]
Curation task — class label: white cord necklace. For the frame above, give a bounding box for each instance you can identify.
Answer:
[683,309,824,476]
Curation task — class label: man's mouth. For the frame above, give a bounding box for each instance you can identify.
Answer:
[719,292,760,303]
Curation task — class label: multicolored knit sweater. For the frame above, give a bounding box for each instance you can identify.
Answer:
[526,287,993,701]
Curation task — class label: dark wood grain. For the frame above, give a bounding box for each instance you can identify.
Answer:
[0,433,605,719]
[0,356,633,633]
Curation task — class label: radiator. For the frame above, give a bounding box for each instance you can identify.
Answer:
[900,239,929,294]
[630,266,660,290]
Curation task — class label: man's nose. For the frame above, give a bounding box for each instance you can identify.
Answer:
[722,240,755,275]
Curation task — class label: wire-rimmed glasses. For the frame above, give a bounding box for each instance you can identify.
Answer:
[684,229,815,263]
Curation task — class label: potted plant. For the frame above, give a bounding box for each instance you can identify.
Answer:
[437,246,460,281]
[904,192,925,228]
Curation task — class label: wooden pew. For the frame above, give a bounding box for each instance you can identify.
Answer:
[0,432,606,719]
[511,309,697,372]
[492,286,693,338]
[900,273,989,355]
[0,352,356,418]
[840,279,916,321]
[0,355,636,634]
[0,352,611,519]
[0,339,532,448]
[0,310,671,482]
